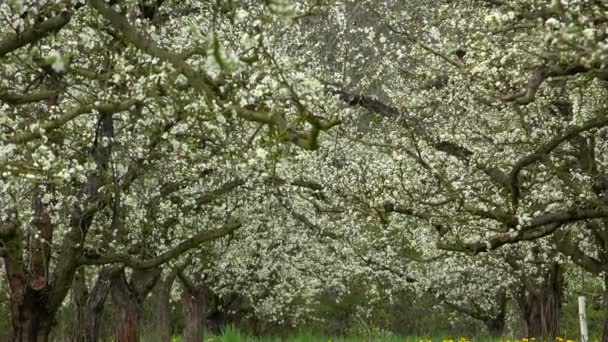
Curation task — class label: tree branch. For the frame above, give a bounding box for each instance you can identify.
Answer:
[329,85,511,188]
[88,0,217,98]
[78,221,242,269]
[0,90,58,106]
[438,207,608,254]
[4,98,141,144]
[556,229,606,273]
[501,64,592,105]
[0,10,73,57]
[509,114,608,206]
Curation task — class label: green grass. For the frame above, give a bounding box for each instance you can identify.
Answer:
[170,327,556,342]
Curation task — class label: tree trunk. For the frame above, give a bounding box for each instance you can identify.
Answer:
[73,267,115,342]
[3,210,54,342]
[114,298,141,342]
[182,288,209,342]
[484,316,505,337]
[10,295,53,342]
[178,271,214,342]
[518,263,563,339]
[148,270,178,342]
[111,268,161,342]
[2,112,118,342]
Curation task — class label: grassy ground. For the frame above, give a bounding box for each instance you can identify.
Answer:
[170,327,585,342]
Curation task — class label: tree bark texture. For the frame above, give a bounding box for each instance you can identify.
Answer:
[516,262,563,339]
[111,268,161,342]
[73,267,116,342]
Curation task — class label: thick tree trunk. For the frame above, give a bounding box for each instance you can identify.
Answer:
[148,271,178,342]
[4,207,55,342]
[178,271,214,342]
[484,317,505,337]
[111,268,161,342]
[518,263,563,339]
[182,288,209,342]
[10,295,53,342]
[114,298,141,342]
[73,267,115,342]
[3,112,118,342]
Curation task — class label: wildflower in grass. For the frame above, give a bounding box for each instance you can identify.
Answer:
[566,340,575,342]
[556,337,565,342]
[522,338,529,342]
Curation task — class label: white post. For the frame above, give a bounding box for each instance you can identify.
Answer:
[579,295,589,342]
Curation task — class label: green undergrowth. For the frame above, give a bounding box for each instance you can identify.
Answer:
[169,326,584,342]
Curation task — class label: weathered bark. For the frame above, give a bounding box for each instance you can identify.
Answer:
[148,270,179,342]
[1,109,119,341]
[516,263,563,339]
[72,269,88,342]
[73,267,116,342]
[3,190,55,342]
[178,271,213,342]
[9,293,53,342]
[182,288,209,342]
[111,268,161,342]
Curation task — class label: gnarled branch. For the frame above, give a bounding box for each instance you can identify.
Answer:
[78,222,242,269]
